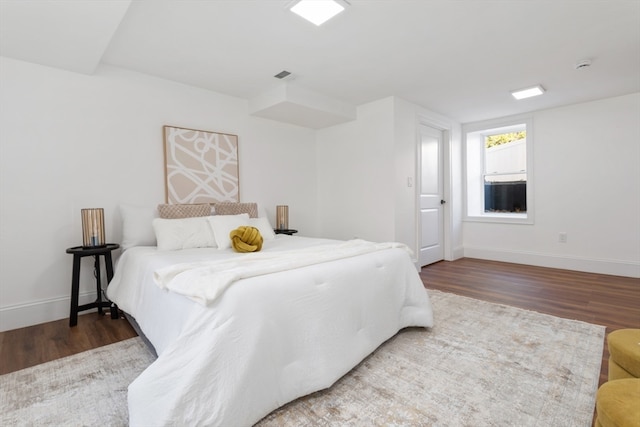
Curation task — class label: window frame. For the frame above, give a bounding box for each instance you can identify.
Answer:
[463,116,534,224]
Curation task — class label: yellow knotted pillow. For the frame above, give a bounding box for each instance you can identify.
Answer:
[230,226,263,253]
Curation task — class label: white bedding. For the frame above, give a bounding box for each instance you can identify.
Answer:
[107,235,434,426]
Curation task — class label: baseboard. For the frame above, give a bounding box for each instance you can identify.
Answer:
[0,291,100,332]
[463,246,640,278]
[449,246,465,261]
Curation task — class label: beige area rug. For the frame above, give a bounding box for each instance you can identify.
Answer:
[1,290,604,426]
[0,337,154,426]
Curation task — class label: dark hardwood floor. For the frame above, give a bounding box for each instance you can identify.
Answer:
[0,310,137,375]
[1,257,638,390]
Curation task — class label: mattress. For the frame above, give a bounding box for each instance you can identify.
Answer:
[107,235,433,426]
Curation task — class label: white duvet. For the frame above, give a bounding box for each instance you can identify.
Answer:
[107,236,434,426]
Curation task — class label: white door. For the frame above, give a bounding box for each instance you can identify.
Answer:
[419,124,444,267]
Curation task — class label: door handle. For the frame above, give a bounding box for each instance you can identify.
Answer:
[440,200,446,205]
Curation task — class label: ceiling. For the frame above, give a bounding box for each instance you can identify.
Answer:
[1,0,639,126]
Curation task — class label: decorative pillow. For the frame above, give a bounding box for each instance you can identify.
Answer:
[230,226,263,253]
[214,202,258,218]
[247,217,276,241]
[120,204,158,250]
[157,203,211,219]
[207,214,250,249]
[152,216,216,251]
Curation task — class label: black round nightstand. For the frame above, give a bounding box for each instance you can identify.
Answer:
[66,243,120,327]
[274,229,298,236]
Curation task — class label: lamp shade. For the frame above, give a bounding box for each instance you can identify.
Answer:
[276,205,289,230]
[81,208,106,248]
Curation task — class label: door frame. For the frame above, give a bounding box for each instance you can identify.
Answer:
[415,114,454,265]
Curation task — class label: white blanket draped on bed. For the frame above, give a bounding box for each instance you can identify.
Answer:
[107,236,433,427]
[154,239,410,306]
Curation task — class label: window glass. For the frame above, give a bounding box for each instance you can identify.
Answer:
[483,131,526,213]
[464,117,533,223]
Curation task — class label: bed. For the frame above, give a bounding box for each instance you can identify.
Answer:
[107,204,434,426]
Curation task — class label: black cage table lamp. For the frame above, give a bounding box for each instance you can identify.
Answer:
[66,208,119,326]
[275,205,297,236]
[81,208,106,248]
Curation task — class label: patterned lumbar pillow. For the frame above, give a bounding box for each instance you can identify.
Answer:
[157,203,211,219]
[230,226,263,253]
[214,202,258,218]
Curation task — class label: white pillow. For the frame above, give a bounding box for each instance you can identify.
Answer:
[247,217,276,241]
[120,204,158,250]
[153,216,217,251]
[207,214,250,249]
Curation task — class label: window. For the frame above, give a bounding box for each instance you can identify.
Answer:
[464,117,533,223]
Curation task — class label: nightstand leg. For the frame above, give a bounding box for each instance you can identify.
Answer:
[94,255,103,315]
[69,255,81,327]
[110,304,119,319]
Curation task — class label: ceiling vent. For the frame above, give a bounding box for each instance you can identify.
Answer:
[274,70,292,79]
[575,59,592,70]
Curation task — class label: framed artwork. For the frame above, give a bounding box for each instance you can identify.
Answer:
[163,125,239,204]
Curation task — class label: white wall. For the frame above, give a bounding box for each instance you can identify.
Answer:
[0,57,318,331]
[463,93,640,277]
[316,98,396,242]
[316,96,463,262]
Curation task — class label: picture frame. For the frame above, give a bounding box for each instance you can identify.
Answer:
[163,125,239,204]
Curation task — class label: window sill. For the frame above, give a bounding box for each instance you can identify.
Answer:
[464,213,533,225]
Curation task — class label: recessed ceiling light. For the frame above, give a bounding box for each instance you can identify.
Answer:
[511,85,545,100]
[289,0,348,26]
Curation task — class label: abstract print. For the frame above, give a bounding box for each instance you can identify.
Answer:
[163,126,239,204]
